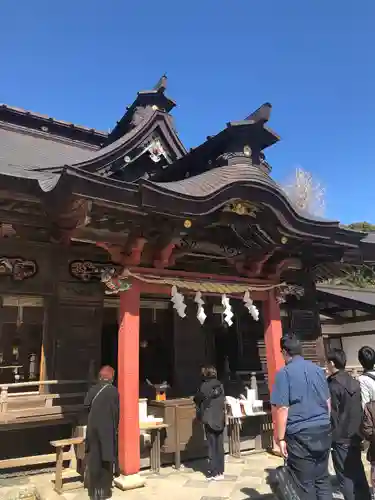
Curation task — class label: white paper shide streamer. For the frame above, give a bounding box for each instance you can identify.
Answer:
[221,294,234,326]
[194,291,207,325]
[171,286,187,318]
[243,290,259,321]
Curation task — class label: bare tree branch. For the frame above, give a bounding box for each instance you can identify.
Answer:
[283,167,325,217]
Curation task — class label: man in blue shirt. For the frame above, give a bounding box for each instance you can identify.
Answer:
[271,334,332,499]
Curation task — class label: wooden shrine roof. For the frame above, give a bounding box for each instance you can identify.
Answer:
[317,285,375,308]
[0,125,97,183]
[1,77,375,282]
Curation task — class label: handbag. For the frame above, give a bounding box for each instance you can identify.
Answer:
[268,461,304,500]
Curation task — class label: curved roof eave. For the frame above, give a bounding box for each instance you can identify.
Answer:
[37,165,140,209]
[141,163,337,225]
[140,164,366,244]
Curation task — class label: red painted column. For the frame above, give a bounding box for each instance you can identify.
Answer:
[263,289,285,394]
[263,290,285,446]
[118,279,140,476]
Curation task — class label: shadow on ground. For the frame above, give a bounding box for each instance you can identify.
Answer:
[240,488,274,499]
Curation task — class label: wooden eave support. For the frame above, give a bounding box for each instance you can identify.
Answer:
[50,199,92,244]
[153,238,181,269]
[124,237,147,266]
[97,237,147,266]
[233,250,275,278]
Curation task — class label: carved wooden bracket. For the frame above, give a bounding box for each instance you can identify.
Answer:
[124,237,147,266]
[70,260,119,282]
[97,237,147,267]
[51,199,92,244]
[153,237,181,269]
[0,257,37,281]
[232,250,275,277]
[96,243,126,264]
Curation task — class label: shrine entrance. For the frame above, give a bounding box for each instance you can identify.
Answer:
[101,297,174,395]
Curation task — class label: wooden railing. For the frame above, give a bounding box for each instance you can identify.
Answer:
[0,379,89,425]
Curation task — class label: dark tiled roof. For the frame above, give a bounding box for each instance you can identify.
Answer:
[0,124,96,182]
[151,163,334,224]
[153,163,278,196]
[317,285,375,306]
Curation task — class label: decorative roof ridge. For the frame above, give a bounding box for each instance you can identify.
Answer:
[63,108,185,171]
[106,75,176,146]
[0,103,108,137]
[0,120,100,151]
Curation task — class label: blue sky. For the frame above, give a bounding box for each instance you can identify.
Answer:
[1,1,374,223]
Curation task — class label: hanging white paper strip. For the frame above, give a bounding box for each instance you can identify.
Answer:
[221,294,234,326]
[243,290,260,321]
[194,291,207,325]
[171,285,187,318]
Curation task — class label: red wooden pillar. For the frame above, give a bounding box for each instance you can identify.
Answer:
[118,280,140,476]
[263,290,285,446]
[263,289,285,394]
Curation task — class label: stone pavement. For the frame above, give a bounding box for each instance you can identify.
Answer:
[0,453,281,500]
[0,451,371,500]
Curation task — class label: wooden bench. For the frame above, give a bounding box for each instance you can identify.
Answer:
[50,437,84,494]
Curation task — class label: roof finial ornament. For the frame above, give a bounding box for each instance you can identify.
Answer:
[245,103,272,124]
[153,73,168,93]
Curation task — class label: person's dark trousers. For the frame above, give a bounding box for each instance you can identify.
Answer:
[286,425,332,500]
[331,442,371,500]
[205,426,224,477]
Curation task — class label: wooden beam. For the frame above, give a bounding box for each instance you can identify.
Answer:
[0,209,48,228]
[0,452,71,470]
[73,227,129,245]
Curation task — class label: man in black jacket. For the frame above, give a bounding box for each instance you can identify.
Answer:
[327,349,371,500]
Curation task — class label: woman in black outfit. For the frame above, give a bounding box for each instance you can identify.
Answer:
[194,365,226,481]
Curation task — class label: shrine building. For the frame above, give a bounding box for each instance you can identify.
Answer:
[0,76,374,480]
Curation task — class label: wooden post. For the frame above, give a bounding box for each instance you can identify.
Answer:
[263,290,284,394]
[0,386,8,413]
[118,280,141,476]
[263,290,285,448]
[54,447,64,494]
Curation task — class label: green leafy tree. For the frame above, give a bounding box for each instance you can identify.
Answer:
[345,221,375,232]
[326,222,375,288]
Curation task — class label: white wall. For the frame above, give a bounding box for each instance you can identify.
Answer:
[342,334,375,367]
